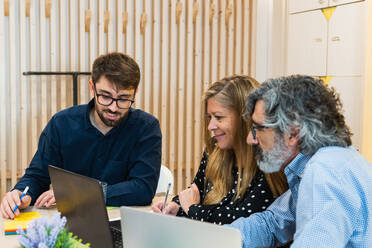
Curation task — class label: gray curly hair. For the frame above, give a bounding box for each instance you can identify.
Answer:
[244,75,352,155]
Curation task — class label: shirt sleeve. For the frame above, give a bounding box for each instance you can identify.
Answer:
[105,118,162,206]
[13,116,62,205]
[291,161,361,248]
[227,189,296,248]
[172,150,208,217]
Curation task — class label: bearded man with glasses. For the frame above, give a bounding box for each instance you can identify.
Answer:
[1,53,162,219]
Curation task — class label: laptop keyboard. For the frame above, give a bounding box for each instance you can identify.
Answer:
[110,226,123,248]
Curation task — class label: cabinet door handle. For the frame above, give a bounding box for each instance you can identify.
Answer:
[318,0,325,4]
[314,38,322,42]
[331,36,340,41]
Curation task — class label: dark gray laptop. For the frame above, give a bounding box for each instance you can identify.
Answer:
[48,165,122,248]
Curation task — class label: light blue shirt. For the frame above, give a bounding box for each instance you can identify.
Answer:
[227,146,372,247]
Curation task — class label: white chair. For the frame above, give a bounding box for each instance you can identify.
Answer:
[156,165,174,195]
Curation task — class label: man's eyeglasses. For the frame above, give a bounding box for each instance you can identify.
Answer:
[94,87,134,109]
[251,124,269,140]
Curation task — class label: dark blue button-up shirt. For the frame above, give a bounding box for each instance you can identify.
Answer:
[14,100,162,206]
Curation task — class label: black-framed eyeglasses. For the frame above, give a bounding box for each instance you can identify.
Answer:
[94,87,135,109]
[251,124,269,140]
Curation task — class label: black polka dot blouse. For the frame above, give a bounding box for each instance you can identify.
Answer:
[172,151,275,225]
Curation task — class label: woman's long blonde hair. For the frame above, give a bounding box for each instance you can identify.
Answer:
[203,75,287,205]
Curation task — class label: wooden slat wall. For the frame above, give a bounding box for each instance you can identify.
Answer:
[0,0,253,198]
[0,0,6,198]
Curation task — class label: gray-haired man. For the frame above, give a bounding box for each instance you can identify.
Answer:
[227,75,372,247]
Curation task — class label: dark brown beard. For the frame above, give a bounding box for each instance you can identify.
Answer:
[97,109,125,127]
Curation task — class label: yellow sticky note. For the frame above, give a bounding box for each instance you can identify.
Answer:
[4,212,41,233]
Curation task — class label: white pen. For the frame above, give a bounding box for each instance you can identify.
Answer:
[162,183,172,214]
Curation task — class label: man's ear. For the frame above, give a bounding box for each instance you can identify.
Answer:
[88,80,95,95]
[287,127,300,147]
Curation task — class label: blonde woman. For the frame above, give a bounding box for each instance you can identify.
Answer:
[152,75,287,225]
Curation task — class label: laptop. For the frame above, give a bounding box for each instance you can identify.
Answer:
[120,206,242,248]
[48,165,123,248]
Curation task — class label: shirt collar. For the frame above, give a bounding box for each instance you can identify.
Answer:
[84,98,133,133]
[284,153,312,185]
[84,99,95,130]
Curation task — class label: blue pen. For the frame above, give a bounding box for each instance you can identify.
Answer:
[162,183,172,213]
[12,186,29,213]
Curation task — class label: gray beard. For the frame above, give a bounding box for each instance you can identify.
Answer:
[254,133,294,173]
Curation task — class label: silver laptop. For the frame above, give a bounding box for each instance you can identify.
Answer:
[120,206,242,248]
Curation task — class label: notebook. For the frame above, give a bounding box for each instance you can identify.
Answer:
[48,165,123,248]
[120,206,242,248]
[4,212,41,235]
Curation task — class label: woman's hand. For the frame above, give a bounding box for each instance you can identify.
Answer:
[179,184,200,215]
[151,201,179,216]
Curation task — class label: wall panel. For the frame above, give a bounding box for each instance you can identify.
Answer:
[19,0,29,175]
[184,0,193,189]
[79,0,89,105]
[192,0,202,176]
[50,0,59,113]
[0,0,253,197]
[0,0,7,197]
[9,0,18,188]
[29,0,40,163]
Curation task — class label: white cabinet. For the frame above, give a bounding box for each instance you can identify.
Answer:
[289,0,328,13]
[328,2,366,76]
[286,0,366,150]
[287,1,366,76]
[328,77,363,150]
[287,11,327,76]
[328,0,362,7]
[289,0,362,13]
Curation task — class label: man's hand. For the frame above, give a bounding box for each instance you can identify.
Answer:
[151,201,179,216]
[35,189,56,208]
[179,183,200,215]
[1,190,31,219]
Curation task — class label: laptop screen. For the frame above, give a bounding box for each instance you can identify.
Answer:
[48,165,115,247]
